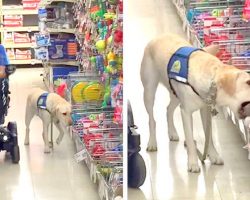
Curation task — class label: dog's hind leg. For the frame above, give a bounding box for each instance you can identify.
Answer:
[200,107,224,165]
[24,99,35,145]
[42,121,50,153]
[167,94,180,141]
[141,52,159,151]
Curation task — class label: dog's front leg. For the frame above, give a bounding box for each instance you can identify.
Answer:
[181,108,200,173]
[54,122,65,145]
[42,121,50,153]
[200,107,224,165]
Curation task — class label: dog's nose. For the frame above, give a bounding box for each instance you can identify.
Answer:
[68,119,73,126]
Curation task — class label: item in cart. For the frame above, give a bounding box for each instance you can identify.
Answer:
[71,82,88,103]
[243,0,250,21]
[82,82,104,101]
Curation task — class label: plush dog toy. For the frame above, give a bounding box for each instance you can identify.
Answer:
[141,34,250,172]
[24,88,72,153]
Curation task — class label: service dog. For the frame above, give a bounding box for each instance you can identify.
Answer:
[24,88,72,153]
[141,34,250,172]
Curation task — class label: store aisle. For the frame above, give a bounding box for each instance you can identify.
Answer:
[0,68,99,200]
[126,0,250,200]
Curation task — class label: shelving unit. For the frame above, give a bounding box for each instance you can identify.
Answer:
[0,0,40,65]
[10,59,42,65]
[39,0,75,6]
[37,0,79,91]
[47,28,75,34]
[0,26,39,32]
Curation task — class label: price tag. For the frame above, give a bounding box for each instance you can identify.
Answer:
[74,149,87,163]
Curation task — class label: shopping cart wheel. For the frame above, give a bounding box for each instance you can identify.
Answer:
[128,153,146,188]
[7,121,18,145]
[11,145,20,164]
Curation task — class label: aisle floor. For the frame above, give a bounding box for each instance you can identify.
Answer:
[0,68,99,200]
[126,0,250,200]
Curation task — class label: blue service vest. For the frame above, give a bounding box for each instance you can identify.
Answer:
[37,93,49,110]
[167,46,201,83]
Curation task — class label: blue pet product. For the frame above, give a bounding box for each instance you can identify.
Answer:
[35,47,48,61]
[38,8,47,21]
[49,38,67,60]
[48,38,78,60]
[35,33,50,47]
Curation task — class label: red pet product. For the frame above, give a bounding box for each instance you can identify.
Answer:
[92,144,106,158]
[22,0,41,9]
[14,32,31,43]
[3,15,23,27]
[15,49,31,60]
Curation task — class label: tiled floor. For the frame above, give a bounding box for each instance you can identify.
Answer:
[0,68,99,200]
[126,0,250,200]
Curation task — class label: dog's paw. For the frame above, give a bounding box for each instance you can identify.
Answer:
[146,140,158,151]
[188,163,200,173]
[146,146,158,151]
[208,154,224,165]
[169,133,179,141]
[56,138,62,145]
[44,146,51,153]
[49,142,53,148]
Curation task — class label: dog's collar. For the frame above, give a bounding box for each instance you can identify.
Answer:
[203,81,218,116]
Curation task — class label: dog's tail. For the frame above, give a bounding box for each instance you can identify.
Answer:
[25,94,35,127]
[140,41,159,89]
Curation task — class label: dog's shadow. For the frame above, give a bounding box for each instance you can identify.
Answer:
[146,142,222,199]
[168,142,222,199]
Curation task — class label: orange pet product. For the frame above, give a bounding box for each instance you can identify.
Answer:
[67,40,78,59]
[6,49,15,60]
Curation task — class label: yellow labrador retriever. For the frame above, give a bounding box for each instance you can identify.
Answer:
[24,88,72,153]
[141,34,250,172]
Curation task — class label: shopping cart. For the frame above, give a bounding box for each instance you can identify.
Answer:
[0,44,20,164]
[127,101,146,188]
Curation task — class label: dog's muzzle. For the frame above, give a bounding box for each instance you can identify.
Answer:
[239,101,250,119]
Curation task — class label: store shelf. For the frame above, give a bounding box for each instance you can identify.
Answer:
[46,60,79,66]
[39,0,76,6]
[0,26,39,32]
[2,7,38,15]
[9,59,42,65]
[47,28,75,34]
[3,43,36,49]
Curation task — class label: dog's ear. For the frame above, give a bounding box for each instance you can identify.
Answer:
[203,45,220,56]
[218,70,241,96]
[51,105,60,115]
